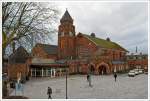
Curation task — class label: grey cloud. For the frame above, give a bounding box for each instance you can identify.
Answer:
[49,2,148,54]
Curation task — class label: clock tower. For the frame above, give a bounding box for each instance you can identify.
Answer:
[58,10,76,59]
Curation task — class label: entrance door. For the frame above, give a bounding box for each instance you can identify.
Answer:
[36,68,42,77]
[98,65,107,75]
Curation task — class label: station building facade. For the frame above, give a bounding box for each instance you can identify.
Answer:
[127,52,148,72]
[56,10,129,75]
[27,10,129,77]
[7,10,131,79]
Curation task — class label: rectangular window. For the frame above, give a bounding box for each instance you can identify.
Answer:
[32,69,36,77]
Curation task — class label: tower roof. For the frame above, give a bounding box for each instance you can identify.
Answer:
[60,9,73,23]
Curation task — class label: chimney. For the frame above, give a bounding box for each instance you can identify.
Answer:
[90,33,95,37]
[106,37,110,41]
[140,52,142,55]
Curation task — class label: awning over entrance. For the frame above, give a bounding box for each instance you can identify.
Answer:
[32,58,55,64]
[31,58,68,68]
[30,58,69,77]
[30,63,68,68]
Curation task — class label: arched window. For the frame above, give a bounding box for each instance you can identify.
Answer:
[120,52,122,59]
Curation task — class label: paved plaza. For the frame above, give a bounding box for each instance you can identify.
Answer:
[10,74,148,99]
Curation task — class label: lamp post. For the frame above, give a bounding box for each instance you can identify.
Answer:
[66,67,68,99]
[65,56,73,99]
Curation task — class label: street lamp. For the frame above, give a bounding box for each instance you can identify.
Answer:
[66,67,68,99]
[65,57,71,99]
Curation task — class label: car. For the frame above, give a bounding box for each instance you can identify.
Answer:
[128,70,135,77]
[133,69,139,75]
[139,69,144,73]
[138,70,143,74]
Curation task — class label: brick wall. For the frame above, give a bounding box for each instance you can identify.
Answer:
[58,36,76,59]
[7,63,28,80]
[76,34,97,59]
[127,59,148,69]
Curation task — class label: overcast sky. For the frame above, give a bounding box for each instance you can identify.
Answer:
[49,2,148,54]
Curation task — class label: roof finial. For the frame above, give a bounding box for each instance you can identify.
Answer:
[60,8,73,23]
[136,46,137,53]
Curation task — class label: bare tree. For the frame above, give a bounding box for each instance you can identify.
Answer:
[2,2,60,56]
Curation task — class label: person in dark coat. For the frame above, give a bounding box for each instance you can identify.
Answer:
[87,74,90,82]
[87,74,92,87]
[114,73,117,82]
[47,87,52,99]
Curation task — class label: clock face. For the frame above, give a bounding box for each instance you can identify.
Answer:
[69,31,73,36]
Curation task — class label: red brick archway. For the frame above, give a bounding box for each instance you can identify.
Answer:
[96,62,110,75]
[98,65,107,75]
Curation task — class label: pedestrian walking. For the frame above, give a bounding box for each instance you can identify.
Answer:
[87,74,92,87]
[47,87,52,99]
[114,73,117,82]
[87,74,89,82]
[89,74,92,87]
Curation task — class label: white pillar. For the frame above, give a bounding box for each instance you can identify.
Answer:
[42,68,43,77]
[35,69,36,77]
[51,69,53,78]
[114,66,116,73]
[54,69,56,77]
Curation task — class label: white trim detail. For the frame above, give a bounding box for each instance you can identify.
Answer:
[84,35,98,46]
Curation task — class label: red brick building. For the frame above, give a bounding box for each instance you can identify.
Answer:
[127,53,148,72]
[6,10,131,79]
[57,10,129,75]
[30,43,68,77]
[7,46,30,81]
[32,43,58,60]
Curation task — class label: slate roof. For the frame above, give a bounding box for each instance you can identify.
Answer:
[9,46,29,64]
[83,34,128,52]
[60,10,73,23]
[35,43,58,55]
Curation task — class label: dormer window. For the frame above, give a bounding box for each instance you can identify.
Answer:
[91,33,95,37]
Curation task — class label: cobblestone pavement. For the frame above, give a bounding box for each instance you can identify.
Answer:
[10,73,148,99]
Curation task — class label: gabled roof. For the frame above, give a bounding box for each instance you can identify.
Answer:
[60,10,73,23]
[9,46,29,64]
[81,34,128,52]
[35,43,58,55]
